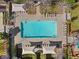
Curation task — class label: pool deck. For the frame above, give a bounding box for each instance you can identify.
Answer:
[14,12,66,45]
[12,4,67,46]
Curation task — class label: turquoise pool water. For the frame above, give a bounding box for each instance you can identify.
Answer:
[20,20,57,38]
[77,43,79,48]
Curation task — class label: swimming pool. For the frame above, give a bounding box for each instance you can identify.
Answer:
[77,43,79,48]
[20,20,57,38]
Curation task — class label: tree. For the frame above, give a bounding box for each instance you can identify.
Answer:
[4,0,11,2]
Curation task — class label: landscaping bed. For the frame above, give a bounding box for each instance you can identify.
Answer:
[0,32,9,56]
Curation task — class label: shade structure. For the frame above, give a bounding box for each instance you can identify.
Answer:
[43,46,56,55]
[12,4,25,12]
[22,46,35,55]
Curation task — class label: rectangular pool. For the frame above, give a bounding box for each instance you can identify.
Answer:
[20,20,57,38]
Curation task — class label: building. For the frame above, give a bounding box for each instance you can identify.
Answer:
[11,2,67,59]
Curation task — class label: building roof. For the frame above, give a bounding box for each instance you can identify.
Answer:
[12,4,25,12]
[43,46,56,54]
[22,46,35,55]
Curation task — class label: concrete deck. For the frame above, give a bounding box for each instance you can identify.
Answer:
[14,13,66,45]
[13,5,67,46]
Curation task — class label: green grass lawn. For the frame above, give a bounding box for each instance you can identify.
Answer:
[71,3,79,31]
[65,0,75,4]
[14,0,26,4]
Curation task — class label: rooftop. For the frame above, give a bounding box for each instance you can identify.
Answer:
[12,4,25,12]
